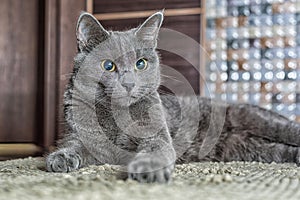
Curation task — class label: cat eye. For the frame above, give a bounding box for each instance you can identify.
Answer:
[135,58,148,71]
[101,59,116,72]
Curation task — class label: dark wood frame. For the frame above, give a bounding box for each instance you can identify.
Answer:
[42,0,59,149]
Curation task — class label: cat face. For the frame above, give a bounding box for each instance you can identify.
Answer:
[75,12,163,106]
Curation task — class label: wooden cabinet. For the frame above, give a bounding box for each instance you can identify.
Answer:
[0,0,205,159]
[0,0,39,143]
[0,0,86,159]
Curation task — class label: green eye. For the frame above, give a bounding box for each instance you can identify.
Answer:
[135,58,148,70]
[101,59,116,72]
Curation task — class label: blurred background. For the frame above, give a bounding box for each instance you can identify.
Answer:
[0,0,299,159]
[205,0,300,123]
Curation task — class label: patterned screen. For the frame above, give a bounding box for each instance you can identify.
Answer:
[205,0,300,121]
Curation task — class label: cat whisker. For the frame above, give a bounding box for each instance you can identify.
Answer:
[110,95,129,99]
[160,74,183,83]
[69,95,97,111]
[63,73,99,80]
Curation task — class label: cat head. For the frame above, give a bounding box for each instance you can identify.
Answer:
[74,11,164,106]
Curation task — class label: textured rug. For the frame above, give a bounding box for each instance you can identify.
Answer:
[1,157,300,200]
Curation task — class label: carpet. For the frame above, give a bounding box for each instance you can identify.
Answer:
[1,157,300,200]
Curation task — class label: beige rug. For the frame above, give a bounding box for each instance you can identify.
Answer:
[1,157,300,200]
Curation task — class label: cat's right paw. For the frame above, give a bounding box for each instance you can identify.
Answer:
[46,150,82,173]
[127,156,174,183]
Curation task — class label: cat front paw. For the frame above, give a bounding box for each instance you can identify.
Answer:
[128,156,174,183]
[46,150,82,173]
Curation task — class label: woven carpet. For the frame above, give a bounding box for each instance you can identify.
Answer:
[1,157,300,200]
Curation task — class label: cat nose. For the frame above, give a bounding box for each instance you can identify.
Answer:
[122,82,135,92]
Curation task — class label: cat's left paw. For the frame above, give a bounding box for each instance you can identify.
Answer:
[295,149,300,166]
[127,156,174,183]
[46,150,82,173]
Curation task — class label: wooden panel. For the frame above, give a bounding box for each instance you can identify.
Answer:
[0,144,42,158]
[101,15,200,40]
[40,0,59,147]
[200,0,206,95]
[0,0,39,142]
[57,0,86,138]
[163,15,200,42]
[93,0,201,13]
[93,8,202,21]
[159,15,201,94]
[160,51,200,94]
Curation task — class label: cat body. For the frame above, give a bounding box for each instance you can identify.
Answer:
[162,95,300,164]
[46,11,300,183]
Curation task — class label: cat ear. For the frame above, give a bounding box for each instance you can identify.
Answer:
[76,12,109,52]
[135,11,164,48]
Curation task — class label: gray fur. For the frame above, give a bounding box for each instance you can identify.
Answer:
[46,11,300,183]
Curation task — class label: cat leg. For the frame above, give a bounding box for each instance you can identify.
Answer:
[220,132,300,165]
[227,104,300,147]
[128,138,176,183]
[46,139,93,172]
[126,93,177,183]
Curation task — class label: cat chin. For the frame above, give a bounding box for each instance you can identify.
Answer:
[110,96,139,107]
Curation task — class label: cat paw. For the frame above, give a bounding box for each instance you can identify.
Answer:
[295,149,300,167]
[46,150,82,173]
[127,157,174,183]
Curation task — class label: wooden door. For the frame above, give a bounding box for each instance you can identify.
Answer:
[0,0,85,159]
[0,0,40,143]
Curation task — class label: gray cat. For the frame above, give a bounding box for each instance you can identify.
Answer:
[46,11,300,183]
